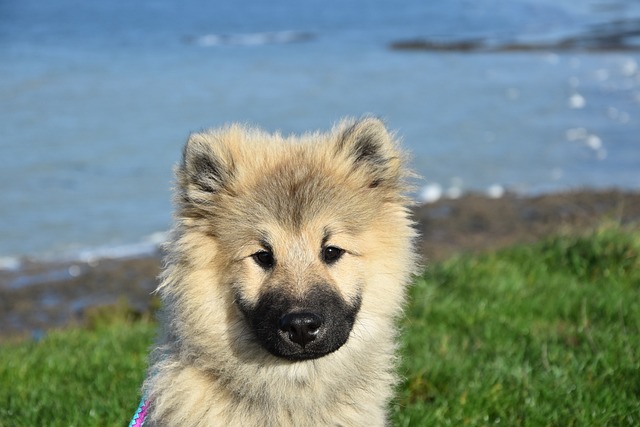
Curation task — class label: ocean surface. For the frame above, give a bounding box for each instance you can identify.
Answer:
[1,0,640,263]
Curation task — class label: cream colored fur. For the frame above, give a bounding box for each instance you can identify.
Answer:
[142,117,418,426]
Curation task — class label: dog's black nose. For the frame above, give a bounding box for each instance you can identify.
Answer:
[278,312,323,347]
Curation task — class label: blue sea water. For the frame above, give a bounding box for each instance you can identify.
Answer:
[1,0,640,261]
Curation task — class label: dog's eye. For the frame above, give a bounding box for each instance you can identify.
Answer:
[253,250,275,269]
[322,246,344,265]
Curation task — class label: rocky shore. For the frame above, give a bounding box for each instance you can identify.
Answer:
[2,189,639,340]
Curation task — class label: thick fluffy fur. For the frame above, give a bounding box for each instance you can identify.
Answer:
[142,118,418,426]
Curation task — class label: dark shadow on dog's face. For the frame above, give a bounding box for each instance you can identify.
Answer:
[236,286,361,361]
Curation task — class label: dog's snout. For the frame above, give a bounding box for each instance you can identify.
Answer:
[239,287,361,360]
[279,312,322,347]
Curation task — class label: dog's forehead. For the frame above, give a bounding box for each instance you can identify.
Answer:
[245,161,375,232]
[259,217,349,247]
[206,138,387,246]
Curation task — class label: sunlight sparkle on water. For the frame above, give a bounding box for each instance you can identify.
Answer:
[568,93,586,109]
[419,183,443,204]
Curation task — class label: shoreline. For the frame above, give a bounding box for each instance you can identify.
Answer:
[2,188,640,340]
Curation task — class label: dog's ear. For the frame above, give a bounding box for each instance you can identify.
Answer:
[335,117,403,189]
[177,131,235,203]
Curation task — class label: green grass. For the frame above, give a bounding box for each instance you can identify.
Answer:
[392,225,640,426]
[0,317,155,426]
[1,225,639,426]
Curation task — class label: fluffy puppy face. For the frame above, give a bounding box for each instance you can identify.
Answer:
[168,118,413,361]
[226,191,367,361]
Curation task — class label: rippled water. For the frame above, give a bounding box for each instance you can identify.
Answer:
[1,0,639,260]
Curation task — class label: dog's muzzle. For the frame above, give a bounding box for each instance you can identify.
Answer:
[237,286,361,361]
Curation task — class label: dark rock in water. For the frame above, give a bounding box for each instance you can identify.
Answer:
[390,19,640,52]
[390,39,484,52]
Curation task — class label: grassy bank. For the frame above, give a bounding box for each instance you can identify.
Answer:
[1,226,639,426]
[394,225,640,426]
[0,318,154,426]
